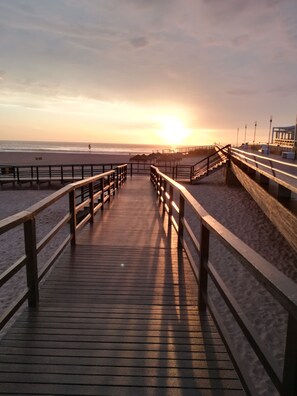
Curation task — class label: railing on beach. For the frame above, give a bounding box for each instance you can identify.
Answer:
[229,147,297,196]
[0,162,192,186]
[151,165,297,396]
[190,144,230,182]
[0,164,127,330]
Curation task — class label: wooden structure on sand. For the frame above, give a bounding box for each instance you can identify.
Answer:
[0,164,296,395]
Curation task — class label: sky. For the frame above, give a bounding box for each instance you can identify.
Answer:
[0,0,297,147]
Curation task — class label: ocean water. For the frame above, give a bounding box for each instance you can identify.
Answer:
[0,140,173,155]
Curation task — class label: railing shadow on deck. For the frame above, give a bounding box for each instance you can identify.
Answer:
[150,165,297,396]
[0,165,127,332]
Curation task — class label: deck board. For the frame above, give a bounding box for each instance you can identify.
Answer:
[0,176,244,395]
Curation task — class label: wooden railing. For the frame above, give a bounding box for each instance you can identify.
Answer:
[150,165,297,396]
[190,144,230,181]
[0,164,127,330]
[0,162,191,185]
[0,163,129,185]
[230,147,297,196]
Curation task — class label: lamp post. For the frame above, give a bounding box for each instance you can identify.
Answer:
[253,121,257,144]
[236,128,239,147]
[268,116,272,144]
[244,124,247,143]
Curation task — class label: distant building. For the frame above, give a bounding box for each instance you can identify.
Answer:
[272,124,297,148]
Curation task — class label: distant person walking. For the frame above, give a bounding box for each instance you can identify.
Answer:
[88,144,91,152]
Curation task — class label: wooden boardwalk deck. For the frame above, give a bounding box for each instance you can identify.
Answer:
[0,176,244,395]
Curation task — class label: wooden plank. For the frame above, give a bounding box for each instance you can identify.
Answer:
[0,175,243,395]
[231,162,297,252]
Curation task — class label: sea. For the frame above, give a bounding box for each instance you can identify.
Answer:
[0,140,174,155]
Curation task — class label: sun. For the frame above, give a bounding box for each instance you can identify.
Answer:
[157,116,191,146]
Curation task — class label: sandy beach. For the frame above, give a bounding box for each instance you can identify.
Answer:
[0,150,132,166]
[0,150,296,395]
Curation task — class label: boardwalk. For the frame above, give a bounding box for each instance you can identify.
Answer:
[0,176,243,395]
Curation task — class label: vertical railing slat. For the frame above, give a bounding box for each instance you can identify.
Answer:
[178,194,185,249]
[69,190,76,245]
[198,222,209,311]
[24,218,39,306]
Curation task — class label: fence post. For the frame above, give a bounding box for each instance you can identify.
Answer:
[178,194,185,249]
[24,218,39,306]
[108,174,111,200]
[282,314,297,396]
[168,185,173,226]
[162,180,167,215]
[198,222,209,311]
[101,178,105,210]
[69,190,76,245]
[116,168,119,190]
[190,165,194,182]
[89,181,94,223]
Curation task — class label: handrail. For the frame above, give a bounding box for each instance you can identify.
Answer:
[0,164,127,330]
[150,165,297,396]
[231,147,297,192]
[192,144,230,168]
[0,162,190,184]
[190,144,230,180]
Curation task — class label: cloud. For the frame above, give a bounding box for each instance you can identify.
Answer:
[227,88,259,96]
[129,37,149,49]
[0,0,297,139]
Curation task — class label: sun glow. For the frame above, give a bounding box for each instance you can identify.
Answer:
[157,116,191,146]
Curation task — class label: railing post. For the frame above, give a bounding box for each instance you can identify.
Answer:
[89,181,94,223]
[101,178,105,210]
[116,168,119,190]
[108,174,111,200]
[190,165,194,182]
[162,180,167,215]
[282,314,297,396]
[178,194,185,249]
[172,166,175,180]
[24,218,39,306]
[168,185,173,225]
[69,190,76,245]
[159,177,163,204]
[269,160,276,177]
[36,166,39,184]
[198,222,209,311]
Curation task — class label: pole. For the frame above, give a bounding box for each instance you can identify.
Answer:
[253,121,257,144]
[295,115,297,149]
[268,116,272,144]
[244,124,247,144]
[236,128,239,147]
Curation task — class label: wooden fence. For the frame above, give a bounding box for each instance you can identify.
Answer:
[0,162,191,186]
[0,164,127,330]
[150,165,297,396]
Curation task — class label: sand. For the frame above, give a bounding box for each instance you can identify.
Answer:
[0,151,296,395]
[0,150,132,166]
